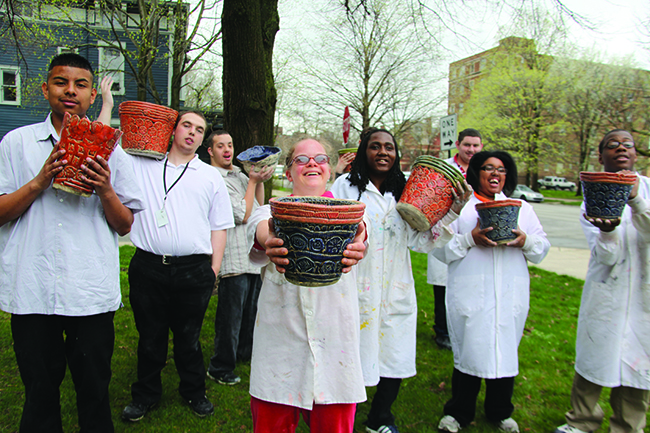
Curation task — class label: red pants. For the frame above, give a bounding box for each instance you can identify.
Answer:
[250,397,356,433]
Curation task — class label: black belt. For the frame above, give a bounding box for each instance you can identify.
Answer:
[135,248,210,266]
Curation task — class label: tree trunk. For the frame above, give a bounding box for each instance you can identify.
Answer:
[222,0,279,203]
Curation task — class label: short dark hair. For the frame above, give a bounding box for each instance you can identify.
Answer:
[48,53,94,81]
[598,129,630,154]
[205,129,231,148]
[458,128,481,143]
[175,110,207,129]
[347,127,406,201]
[466,150,518,197]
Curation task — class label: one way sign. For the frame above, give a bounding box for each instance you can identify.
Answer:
[440,114,457,152]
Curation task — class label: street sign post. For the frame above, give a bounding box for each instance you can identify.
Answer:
[440,114,457,153]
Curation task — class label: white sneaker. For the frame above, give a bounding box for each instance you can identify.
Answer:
[554,424,592,433]
[498,417,519,433]
[438,415,461,432]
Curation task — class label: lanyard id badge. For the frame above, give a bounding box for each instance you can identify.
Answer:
[157,158,190,228]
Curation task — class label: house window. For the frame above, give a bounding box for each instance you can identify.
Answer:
[57,46,79,55]
[98,45,125,95]
[0,67,20,105]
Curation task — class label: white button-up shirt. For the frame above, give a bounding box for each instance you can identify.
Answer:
[247,205,366,409]
[129,155,234,256]
[0,114,144,315]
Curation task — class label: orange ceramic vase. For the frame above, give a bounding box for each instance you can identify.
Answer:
[119,101,178,159]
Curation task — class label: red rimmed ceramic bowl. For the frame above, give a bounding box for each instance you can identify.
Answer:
[396,156,464,231]
[475,199,522,245]
[270,196,365,287]
[52,112,122,197]
[119,101,178,159]
[580,171,636,219]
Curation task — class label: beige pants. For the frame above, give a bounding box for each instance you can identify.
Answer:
[565,373,650,433]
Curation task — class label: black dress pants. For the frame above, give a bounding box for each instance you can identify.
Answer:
[128,249,215,404]
[366,377,403,429]
[444,368,515,427]
[11,312,116,433]
[433,284,449,337]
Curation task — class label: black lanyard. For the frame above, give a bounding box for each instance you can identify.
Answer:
[162,157,190,205]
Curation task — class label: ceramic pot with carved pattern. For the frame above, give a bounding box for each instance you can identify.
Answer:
[475,199,522,245]
[580,171,636,219]
[119,101,178,159]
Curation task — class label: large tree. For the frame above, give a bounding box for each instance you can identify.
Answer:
[222,0,279,200]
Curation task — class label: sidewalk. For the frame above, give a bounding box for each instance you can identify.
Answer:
[531,246,589,281]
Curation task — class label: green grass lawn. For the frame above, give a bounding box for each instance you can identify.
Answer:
[0,247,642,432]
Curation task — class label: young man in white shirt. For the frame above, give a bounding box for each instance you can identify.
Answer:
[555,130,650,433]
[429,128,483,350]
[121,111,234,421]
[205,130,272,385]
[0,53,144,432]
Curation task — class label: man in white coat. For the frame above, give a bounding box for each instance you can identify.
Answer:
[555,129,650,433]
[428,128,483,350]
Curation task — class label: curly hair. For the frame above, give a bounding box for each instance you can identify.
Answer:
[466,150,518,197]
[347,128,406,201]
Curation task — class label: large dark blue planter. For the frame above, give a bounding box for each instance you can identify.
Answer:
[475,199,522,245]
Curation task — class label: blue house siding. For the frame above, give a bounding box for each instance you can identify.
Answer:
[0,15,175,140]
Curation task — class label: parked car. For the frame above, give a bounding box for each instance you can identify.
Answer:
[511,184,544,202]
[274,165,286,179]
[537,176,576,191]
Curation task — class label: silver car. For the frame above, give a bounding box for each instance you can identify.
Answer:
[511,184,544,202]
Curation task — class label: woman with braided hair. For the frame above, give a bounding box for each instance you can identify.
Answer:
[331,128,471,433]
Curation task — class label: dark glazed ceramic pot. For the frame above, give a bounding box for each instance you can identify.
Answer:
[52,112,122,197]
[270,196,365,287]
[119,101,178,159]
[475,199,522,245]
[580,171,636,219]
[396,156,464,232]
[237,146,282,174]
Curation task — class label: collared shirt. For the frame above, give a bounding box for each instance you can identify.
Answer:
[214,165,260,276]
[129,154,234,256]
[0,114,145,316]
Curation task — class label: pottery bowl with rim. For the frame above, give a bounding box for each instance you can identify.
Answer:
[119,101,178,160]
[580,171,636,219]
[53,112,122,197]
[270,196,365,287]
[237,146,282,174]
[475,199,522,245]
[396,157,463,232]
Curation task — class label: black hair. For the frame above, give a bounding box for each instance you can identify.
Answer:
[598,129,631,154]
[48,53,94,81]
[466,150,518,197]
[458,128,481,143]
[205,129,231,147]
[347,127,406,201]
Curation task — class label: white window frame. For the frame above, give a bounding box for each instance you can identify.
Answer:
[98,44,126,96]
[57,46,79,55]
[0,66,21,106]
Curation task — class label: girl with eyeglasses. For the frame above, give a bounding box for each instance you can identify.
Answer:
[434,150,550,433]
[331,128,471,433]
[246,139,367,433]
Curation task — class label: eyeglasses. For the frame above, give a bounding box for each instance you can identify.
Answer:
[480,164,507,174]
[288,154,330,167]
[605,140,635,150]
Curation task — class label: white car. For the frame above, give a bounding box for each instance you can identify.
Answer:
[511,184,544,202]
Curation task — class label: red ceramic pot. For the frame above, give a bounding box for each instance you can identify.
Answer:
[269,196,365,287]
[52,113,122,197]
[119,101,178,159]
[396,164,455,231]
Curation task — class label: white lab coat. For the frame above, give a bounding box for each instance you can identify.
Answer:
[331,175,455,385]
[434,194,549,378]
[576,175,650,390]
[247,205,366,409]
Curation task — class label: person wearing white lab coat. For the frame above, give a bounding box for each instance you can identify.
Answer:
[248,139,368,433]
[555,130,650,433]
[435,151,549,433]
[331,128,471,433]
